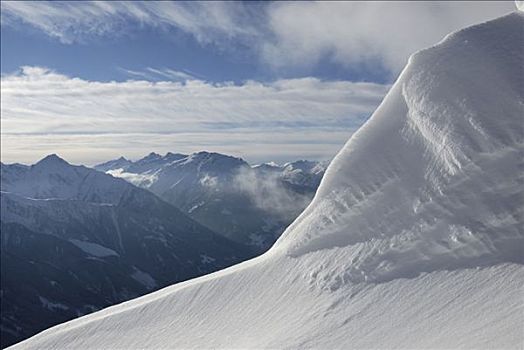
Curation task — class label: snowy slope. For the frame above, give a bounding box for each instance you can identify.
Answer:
[10,11,524,349]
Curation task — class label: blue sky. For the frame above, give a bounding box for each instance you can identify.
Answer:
[0,2,390,84]
[1,20,267,83]
[0,1,515,165]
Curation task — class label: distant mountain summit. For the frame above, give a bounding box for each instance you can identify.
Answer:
[34,154,68,166]
[1,155,249,347]
[95,152,327,251]
[2,154,131,203]
[93,156,132,172]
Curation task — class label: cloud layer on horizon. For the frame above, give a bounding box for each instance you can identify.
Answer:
[1,1,515,75]
[1,66,389,165]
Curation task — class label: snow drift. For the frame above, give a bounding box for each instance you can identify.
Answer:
[9,11,524,349]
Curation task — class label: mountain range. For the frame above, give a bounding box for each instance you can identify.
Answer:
[0,155,250,347]
[95,152,327,252]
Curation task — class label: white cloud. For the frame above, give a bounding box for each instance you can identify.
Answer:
[0,66,389,165]
[262,1,515,73]
[0,1,515,74]
[106,168,158,188]
[233,166,311,220]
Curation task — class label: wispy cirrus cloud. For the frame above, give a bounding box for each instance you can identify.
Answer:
[0,1,514,74]
[0,1,258,45]
[0,66,389,165]
[144,67,195,81]
[119,67,196,81]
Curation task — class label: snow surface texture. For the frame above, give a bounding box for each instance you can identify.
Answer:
[10,12,524,349]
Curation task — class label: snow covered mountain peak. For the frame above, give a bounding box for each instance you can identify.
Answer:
[143,152,161,160]
[185,151,245,163]
[2,154,132,204]
[272,11,524,282]
[33,154,69,169]
[172,151,249,175]
[92,156,132,172]
[251,162,282,174]
[163,152,186,161]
